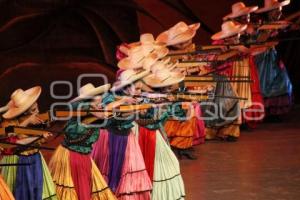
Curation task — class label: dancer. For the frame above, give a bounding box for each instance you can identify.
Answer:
[0,86,57,200]
[49,83,117,200]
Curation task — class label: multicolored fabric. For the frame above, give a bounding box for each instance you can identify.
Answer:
[1,153,57,200]
[49,145,116,200]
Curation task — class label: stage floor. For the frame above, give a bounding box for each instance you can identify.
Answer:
[42,106,300,200]
[181,106,300,200]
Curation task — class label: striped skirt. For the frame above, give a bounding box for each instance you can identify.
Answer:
[49,145,116,200]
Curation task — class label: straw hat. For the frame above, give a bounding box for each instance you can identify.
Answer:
[156,21,200,46]
[3,86,42,119]
[110,69,150,92]
[143,62,185,88]
[211,21,247,40]
[71,83,111,102]
[223,2,258,20]
[256,0,290,14]
[0,105,9,113]
[118,46,169,70]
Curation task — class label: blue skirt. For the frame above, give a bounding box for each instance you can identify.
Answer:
[254,48,293,98]
[14,153,43,200]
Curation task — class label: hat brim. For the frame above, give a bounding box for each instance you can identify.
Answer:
[256,0,290,13]
[71,84,111,103]
[156,23,200,46]
[223,6,258,20]
[118,47,169,70]
[211,24,247,40]
[143,73,185,88]
[0,105,9,113]
[110,70,150,92]
[3,86,42,119]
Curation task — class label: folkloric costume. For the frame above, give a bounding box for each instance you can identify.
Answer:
[0,86,57,200]
[48,83,117,200]
[140,62,186,199]
[156,22,206,149]
[92,69,152,200]
[254,0,293,116]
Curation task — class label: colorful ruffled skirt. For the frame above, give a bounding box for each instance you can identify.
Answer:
[92,128,152,200]
[91,129,110,183]
[254,48,293,115]
[0,152,57,200]
[0,174,14,200]
[138,126,185,200]
[243,56,265,127]
[49,145,116,200]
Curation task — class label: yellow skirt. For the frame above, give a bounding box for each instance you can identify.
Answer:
[0,174,14,200]
[49,145,116,200]
[231,58,252,109]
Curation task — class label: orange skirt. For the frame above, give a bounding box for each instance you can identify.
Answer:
[205,124,240,139]
[0,174,14,200]
[164,117,198,149]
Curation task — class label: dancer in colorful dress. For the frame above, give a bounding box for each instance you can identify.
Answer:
[0,86,57,200]
[48,83,117,200]
[223,2,266,128]
[254,0,293,117]
[92,69,152,200]
[156,21,206,158]
[138,62,186,199]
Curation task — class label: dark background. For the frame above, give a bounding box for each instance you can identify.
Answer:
[0,0,299,110]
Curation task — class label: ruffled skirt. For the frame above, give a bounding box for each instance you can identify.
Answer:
[254,48,293,115]
[49,145,116,200]
[243,56,265,127]
[91,129,110,183]
[115,133,152,200]
[1,153,57,200]
[152,131,185,200]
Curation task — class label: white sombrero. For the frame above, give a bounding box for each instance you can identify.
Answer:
[71,83,111,102]
[143,62,185,88]
[211,21,247,40]
[256,0,290,14]
[223,2,258,20]
[3,86,42,119]
[110,69,150,92]
[156,21,200,46]
[118,45,169,70]
[0,105,9,113]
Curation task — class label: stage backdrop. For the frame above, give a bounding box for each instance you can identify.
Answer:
[0,0,299,110]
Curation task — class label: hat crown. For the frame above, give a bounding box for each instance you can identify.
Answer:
[265,0,278,7]
[232,2,247,13]
[10,89,29,108]
[155,68,170,80]
[120,69,136,81]
[140,33,155,44]
[79,83,96,96]
[169,22,189,38]
[221,21,238,33]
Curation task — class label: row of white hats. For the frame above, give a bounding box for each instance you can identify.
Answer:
[212,0,290,40]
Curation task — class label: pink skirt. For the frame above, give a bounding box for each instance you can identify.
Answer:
[91,129,109,182]
[115,133,152,200]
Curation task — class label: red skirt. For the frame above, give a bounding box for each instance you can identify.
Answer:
[138,126,156,181]
[243,56,265,128]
